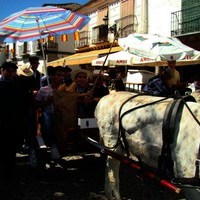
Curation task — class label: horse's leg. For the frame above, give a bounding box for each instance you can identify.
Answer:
[105,156,121,200]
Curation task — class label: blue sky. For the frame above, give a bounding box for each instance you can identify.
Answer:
[0,0,89,21]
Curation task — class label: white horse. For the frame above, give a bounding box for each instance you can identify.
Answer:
[192,90,200,103]
[94,91,200,200]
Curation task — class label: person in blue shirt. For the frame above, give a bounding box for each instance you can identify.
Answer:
[143,66,190,96]
[143,67,179,96]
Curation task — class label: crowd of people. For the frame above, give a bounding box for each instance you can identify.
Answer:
[0,56,111,179]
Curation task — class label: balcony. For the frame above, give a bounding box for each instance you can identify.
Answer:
[92,24,108,44]
[75,30,90,48]
[171,6,200,36]
[115,14,135,37]
[47,41,58,49]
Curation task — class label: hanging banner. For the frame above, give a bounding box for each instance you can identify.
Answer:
[61,34,68,42]
[48,35,55,42]
[74,32,80,41]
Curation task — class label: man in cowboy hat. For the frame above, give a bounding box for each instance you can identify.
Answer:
[28,56,42,91]
[17,64,34,77]
[143,56,190,96]
[0,61,18,81]
[166,56,180,87]
[60,69,90,93]
[59,68,94,117]
[17,62,41,154]
[0,61,26,179]
[63,65,72,86]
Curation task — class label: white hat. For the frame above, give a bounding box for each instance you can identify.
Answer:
[17,64,34,76]
[70,69,91,81]
[167,55,176,63]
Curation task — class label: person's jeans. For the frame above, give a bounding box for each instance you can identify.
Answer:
[41,111,54,146]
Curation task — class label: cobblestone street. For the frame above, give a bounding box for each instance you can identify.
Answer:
[0,152,185,200]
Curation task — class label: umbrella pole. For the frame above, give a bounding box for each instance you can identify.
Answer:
[102,31,119,68]
[36,18,49,86]
[92,30,119,91]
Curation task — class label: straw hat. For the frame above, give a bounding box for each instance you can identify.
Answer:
[17,64,34,76]
[70,69,91,81]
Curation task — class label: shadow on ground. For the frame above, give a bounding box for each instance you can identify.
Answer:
[0,152,185,200]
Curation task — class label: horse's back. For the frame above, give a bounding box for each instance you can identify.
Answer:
[95,91,171,134]
[95,91,200,170]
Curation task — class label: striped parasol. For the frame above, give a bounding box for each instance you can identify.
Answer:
[0,6,90,43]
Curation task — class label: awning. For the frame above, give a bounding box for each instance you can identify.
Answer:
[48,46,123,66]
[92,50,136,66]
[130,59,200,67]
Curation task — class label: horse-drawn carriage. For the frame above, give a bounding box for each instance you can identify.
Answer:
[29,87,200,200]
[94,91,200,200]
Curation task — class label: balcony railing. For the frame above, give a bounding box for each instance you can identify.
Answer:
[171,6,200,36]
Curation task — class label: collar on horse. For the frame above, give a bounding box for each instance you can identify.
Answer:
[160,95,200,187]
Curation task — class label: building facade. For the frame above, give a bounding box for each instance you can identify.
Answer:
[49,0,183,67]
[3,0,200,70]
[171,0,200,51]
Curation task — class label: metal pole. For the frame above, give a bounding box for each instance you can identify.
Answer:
[92,28,119,91]
[36,18,49,86]
[81,134,181,194]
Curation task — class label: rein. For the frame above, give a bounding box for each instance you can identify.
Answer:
[104,93,144,150]
[106,93,169,152]
[179,96,200,187]
[118,93,169,157]
[118,93,200,187]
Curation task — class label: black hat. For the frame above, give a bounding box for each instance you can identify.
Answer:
[1,61,18,70]
[28,56,39,63]
[64,65,72,72]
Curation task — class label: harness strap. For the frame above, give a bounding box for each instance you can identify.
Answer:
[160,95,197,180]
[102,93,147,151]
[119,94,144,157]
[119,94,169,157]
[159,99,177,177]
[180,96,200,183]
[194,149,200,182]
